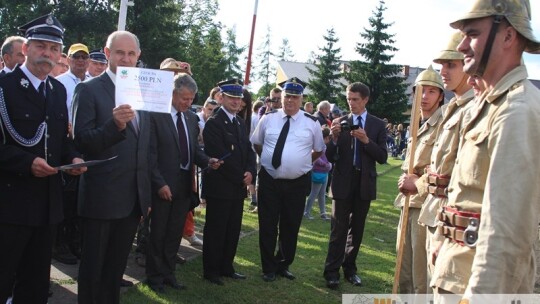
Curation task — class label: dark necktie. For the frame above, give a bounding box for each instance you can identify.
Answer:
[354,116,363,169]
[38,81,46,98]
[131,112,139,136]
[177,112,189,167]
[231,116,239,139]
[272,115,291,169]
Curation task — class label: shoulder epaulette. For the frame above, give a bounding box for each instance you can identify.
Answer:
[304,112,317,121]
[264,109,277,115]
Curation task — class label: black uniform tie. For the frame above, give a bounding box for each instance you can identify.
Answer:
[38,81,46,98]
[272,115,291,169]
[177,112,189,167]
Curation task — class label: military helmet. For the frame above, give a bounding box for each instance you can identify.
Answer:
[433,31,465,63]
[449,0,540,54]
[415,65,444,91]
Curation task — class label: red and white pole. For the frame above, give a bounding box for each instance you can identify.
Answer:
[244,0,259,86]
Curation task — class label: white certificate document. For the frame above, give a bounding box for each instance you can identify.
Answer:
[115,67,174,113]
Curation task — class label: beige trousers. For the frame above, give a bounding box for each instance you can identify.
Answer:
[396,208,427,294]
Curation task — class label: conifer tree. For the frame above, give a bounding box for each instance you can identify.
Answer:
[307,27,344,108]
[345,0,408,123]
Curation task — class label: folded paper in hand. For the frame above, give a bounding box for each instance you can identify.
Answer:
[55,156,118,170]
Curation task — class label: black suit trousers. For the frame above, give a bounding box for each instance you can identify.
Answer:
[202,196,244,278]
[324,170,372,279]
[0,224,52,304]
[257,167,309,274]
[78,206,140,304]
[146,189,190,284]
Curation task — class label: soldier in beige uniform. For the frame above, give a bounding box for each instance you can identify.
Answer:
[401,32,475,291]
[431,0,540,302]
[394,66,445,294]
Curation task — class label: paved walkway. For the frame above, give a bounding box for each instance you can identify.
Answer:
[48,235,203,304]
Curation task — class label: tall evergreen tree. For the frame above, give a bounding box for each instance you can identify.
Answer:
[344,0,408,123]
[185,24,226,102]
[0,0,115,49]
[128,0,186,68]
[179,0,225,100]
[307,27,344,107]
[255,26,275,95]
[54,0,115,49]
[223,27,245,81]
[276,38,294,61]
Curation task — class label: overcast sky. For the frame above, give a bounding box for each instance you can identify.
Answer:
[216,0,540,87]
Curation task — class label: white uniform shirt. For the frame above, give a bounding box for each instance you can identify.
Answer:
[56,71,89,122]
[250,113,259,139]
[1,66,13,74]
[196,111,205,131]
[250,109,325,179]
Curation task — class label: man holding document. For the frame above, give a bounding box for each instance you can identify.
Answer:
[72,30,152,304]
[0,14,86,303]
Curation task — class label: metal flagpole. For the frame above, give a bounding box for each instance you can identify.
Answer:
[118,0,134,31]
[244,0,259,86]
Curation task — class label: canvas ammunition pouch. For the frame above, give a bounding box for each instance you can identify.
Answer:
[428,173,450,198]
[437,206,481,248]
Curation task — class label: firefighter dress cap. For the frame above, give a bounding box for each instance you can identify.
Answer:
[89,49,107,63]
[18,14,65,44]
[278,77,307,96]
[217,79,244,97]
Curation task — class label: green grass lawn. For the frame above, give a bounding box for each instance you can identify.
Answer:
[121,158,403,304]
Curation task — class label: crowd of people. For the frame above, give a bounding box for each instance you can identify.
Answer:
[1,0,540,303]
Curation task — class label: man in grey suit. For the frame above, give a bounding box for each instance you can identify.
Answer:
[146,73,220,292]
[72,31,151,304]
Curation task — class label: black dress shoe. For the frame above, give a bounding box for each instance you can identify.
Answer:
[225,272,246,280]
[204,276,224,286]
[52,244,78,265]
[278,269,295,280]
[345,274,362,286]
[262,272,276,282]
[326,278,340,289]
[120,278,134,287]
[164,279,186,290]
